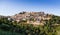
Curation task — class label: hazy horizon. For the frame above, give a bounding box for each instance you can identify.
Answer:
[0,0,60,16]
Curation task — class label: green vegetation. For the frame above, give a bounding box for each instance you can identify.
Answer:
[0,29,22,35]
[0,15,60,35]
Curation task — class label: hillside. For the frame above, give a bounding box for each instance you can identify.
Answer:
[0,12,60,35]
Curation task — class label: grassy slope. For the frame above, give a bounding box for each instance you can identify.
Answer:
[56,26,60,35]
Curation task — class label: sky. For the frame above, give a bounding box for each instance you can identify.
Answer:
[0,0,60,16]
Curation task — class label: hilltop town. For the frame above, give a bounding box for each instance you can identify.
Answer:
[7,12,52,25]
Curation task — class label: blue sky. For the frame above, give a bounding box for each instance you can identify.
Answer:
[0,0,60,16]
